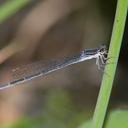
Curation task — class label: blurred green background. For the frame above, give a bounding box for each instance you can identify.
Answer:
[0,0,127,128]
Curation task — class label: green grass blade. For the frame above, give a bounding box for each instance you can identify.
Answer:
[92,0,128,128]
[0,0,31,23]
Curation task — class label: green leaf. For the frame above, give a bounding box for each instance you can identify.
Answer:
[79,110,128,128]
[105,110,128,128]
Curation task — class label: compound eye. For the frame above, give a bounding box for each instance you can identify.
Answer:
[100,48,104,52]
[99,45,107,52]
[103,53,107,58]
[100,47,106,52]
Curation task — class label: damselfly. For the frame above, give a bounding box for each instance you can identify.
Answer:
[0,45,107,90]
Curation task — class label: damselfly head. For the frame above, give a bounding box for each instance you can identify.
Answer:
[99,45,107,53]
[98,45,108,58]
[95,45,108,69]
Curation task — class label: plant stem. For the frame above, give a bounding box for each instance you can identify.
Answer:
[92,0,128,128]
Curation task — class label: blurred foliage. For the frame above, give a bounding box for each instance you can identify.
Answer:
[5,88,92,128]
[0,0,31,23]
[105,110,128,128]
[79,110,128,128]
[0,0,127,128]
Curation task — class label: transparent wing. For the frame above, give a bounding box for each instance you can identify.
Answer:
[0,52,83,90]
[11,59,62,80]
